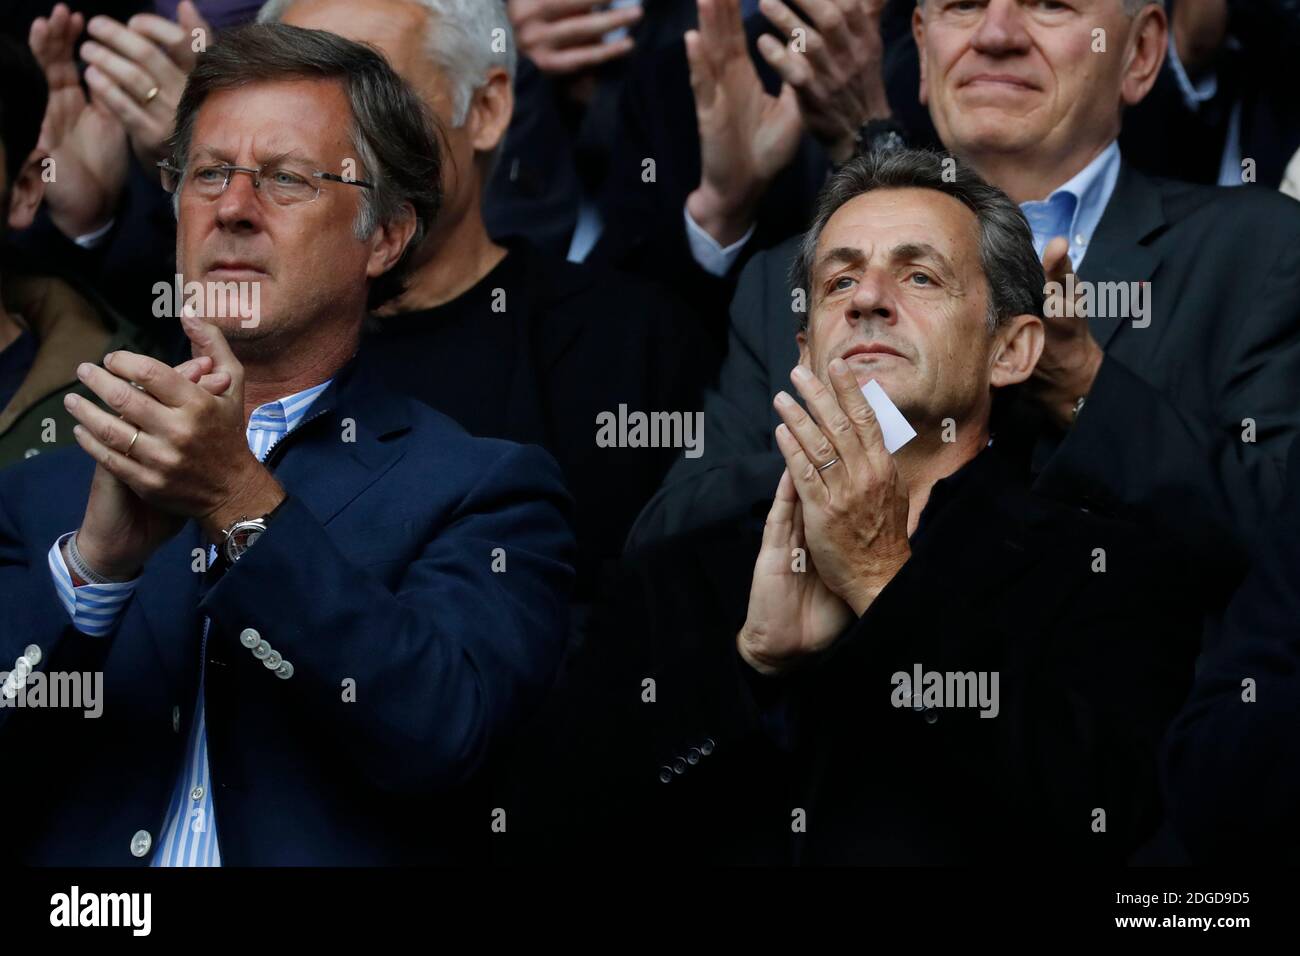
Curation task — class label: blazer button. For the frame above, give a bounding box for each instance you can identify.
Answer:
[239,628,261,649]
[252,640,271,660]
[700,738,715,756]
[658,766,673,784]
[172,706,181,733]
[130,829,152,858]
[23,644,41,667]
[686,747,701,765]
[12,657,31,680]
[924,709,939,724]
[274,660,294,680]
[263,650,282,669]
[671,757,687,775]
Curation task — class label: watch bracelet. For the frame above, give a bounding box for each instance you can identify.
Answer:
[66,533,128,585]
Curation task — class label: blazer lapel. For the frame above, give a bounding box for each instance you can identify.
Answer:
[131,363,412,693]
[266,362,413,528]
[1079,163,1166,350]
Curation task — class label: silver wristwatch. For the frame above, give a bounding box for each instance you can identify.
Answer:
[220,516,270,564]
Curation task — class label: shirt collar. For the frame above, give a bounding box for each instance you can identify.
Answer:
[1019,140,1121,269]
[246,379,333,438]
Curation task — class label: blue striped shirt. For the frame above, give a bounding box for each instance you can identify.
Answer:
[48,379,332,866]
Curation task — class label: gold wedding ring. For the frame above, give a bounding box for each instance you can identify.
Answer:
[816,457,841,473]
[144,86,160,104]
[125,429,141,459]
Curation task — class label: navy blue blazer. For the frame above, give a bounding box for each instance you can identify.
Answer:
[0,358,575,865]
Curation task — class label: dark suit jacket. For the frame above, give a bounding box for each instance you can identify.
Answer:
[631,165,1300,596]
[0,358,575,865]
[1163,435,1300,863]
[569,449,1199,864]
[1122,0,1300,190]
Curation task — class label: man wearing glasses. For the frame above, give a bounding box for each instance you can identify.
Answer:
[0,23,576,865]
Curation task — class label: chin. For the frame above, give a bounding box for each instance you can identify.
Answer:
[197,312,272,342]
[946,112,1045,154]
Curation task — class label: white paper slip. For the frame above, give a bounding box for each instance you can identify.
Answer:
[861,379,917,454]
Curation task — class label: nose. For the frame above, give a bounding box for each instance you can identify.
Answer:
[971,0,1032,56]
[846,268,897,328]
[213,168,264,234]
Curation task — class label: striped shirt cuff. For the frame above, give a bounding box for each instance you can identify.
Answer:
[48,533,139,637]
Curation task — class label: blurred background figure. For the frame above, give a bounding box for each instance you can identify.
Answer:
[0,33,162,468]
[260,0,704,616]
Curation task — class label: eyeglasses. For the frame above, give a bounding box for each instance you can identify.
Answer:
[157,160,375,206]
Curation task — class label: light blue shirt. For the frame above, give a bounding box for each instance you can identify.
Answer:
[1018,140,1121,271]
[48,379,332,866]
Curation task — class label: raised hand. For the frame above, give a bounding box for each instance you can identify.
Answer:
[508,0,641,75]
[1030,236,1104,428]
[78,2,212,172]
[67,314,283,534]
[66,353,231,581]
[773,359,911,616]
[29,3,129,239]
[685,0,804,247]
[755,0,890,163]
[738,468,855,675]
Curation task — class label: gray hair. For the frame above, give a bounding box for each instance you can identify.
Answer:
[166,23,442,309]
[792,148,1045,334]
[258,0,517,127]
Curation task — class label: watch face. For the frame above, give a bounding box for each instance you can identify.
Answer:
[225,520,267,563]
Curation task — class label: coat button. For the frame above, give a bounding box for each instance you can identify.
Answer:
[658,766,673,784]
[686,747,701,765]
[172,705,181,733]
[130,829,152,858]
[190,786,204,801]
[12,657,31,680]
[23,448,39,458]
[263,650,282,669]
[924,709,939,724]
[239,628,261,649]
[252,640,271,660]
[23,644,41,667]
[699,738,715,756]
[671,757,686,774]
[275,661,294,680]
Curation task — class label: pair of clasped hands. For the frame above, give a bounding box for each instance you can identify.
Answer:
[738,358,912,676]
[62,313,284,583]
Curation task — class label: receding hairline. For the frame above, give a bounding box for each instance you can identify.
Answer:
[806,191,977,299]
